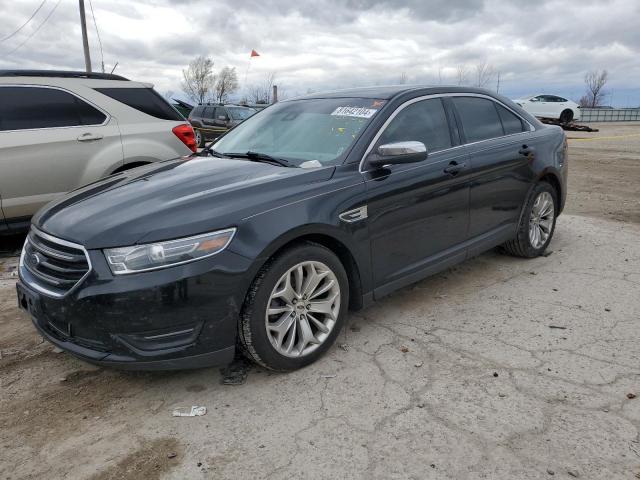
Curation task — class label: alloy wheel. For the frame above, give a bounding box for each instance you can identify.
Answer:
[265,261,341,358]
[195,129,202,146]
[529,191,555,249]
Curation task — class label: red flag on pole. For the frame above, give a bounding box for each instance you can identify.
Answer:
[250,49,260,57]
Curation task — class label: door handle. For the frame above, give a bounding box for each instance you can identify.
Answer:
[443,161,467,175]
[77,133,104,142]
[519,145,535,156]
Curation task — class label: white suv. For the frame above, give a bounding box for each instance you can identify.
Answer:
[0,70,196,233]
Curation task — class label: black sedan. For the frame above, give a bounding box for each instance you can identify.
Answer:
[17,86,567,371]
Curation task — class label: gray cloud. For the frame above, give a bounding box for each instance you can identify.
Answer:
[0,0,638,105]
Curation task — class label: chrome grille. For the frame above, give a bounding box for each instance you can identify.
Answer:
[21,228,90,297]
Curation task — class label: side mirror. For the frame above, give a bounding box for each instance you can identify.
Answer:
[367,141,428,168]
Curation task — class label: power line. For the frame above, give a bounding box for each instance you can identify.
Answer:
[88,0,105,72]
[0,0,48,43]
[1,0,61,58]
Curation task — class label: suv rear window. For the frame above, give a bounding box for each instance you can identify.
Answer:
[95,87,183,121]
[0,86,106,131]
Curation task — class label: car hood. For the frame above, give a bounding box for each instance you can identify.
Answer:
[33,156,335,249]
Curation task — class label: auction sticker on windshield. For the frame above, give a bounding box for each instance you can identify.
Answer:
[331,106,378,118]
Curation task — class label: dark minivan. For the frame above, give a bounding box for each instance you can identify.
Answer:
[17,86,567,371]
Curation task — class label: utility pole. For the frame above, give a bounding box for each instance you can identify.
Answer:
[79,0,92,73]
[272,85,278,103]
[496,72,501,94]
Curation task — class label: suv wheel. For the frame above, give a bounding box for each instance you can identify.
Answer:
[502,182,557,258]
[239,243,349,371]
[194,129,205,148]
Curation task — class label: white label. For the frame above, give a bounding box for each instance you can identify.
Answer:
[331,106,377,118]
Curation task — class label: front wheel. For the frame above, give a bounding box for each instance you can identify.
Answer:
[501,182,557,258]
[238,243,349,371]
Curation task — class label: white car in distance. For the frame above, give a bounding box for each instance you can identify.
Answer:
[513,94,580,124]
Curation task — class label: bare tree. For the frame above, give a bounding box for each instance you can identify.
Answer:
[213,66,239,103]
[579,70,609,107]
[456,64,469,86]
[474,61,495,88]
[398,72,408,84]
[181,56,215,104]
[248,72,277,104]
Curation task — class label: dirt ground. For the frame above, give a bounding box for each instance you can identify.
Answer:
[565,122,640,223]
[1,122,639,479]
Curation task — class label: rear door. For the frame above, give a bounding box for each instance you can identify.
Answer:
[450,96,536,255]
[0,85,122,222]
[364,97,472,295]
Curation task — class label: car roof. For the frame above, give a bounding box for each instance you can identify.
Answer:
[0,70,128,81]
[290,85,501,101]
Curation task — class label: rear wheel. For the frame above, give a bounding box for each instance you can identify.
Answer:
[559,109,573,124]
[194,128,205,148]
[502,182,557,258]
[239,243,349,371]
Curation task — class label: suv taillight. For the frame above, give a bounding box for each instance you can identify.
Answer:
[172,124,197,153]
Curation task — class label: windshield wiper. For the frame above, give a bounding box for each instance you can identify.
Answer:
[221,151,295,168]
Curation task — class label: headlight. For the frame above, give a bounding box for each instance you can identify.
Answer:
[104,228,236,274]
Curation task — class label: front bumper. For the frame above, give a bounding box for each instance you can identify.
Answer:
[17,248,253,370]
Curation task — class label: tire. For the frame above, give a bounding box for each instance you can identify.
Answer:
[559,109,573,124]
[501,182,558,258]
[238,243,349,371]
[194,128,205,148]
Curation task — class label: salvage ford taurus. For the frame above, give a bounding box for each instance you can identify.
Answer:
[17,86,567,371]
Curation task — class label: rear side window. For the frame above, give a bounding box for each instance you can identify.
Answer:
[496,104,526,135]
[0,86,106,131]
[202,106,214,118]
[95,87,183,121]
[453,97,504,143]
[379,98,452,153]
[215,108,228,120]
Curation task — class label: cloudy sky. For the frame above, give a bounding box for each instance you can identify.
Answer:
[1,0,639,105]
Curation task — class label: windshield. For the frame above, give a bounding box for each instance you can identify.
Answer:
[227,106,256,121]
[212,97,385,166]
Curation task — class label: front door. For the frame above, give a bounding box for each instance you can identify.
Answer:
[363,97,471,296]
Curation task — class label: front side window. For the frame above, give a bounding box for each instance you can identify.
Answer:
[0,86,106,131]
[213,97,385,166]
[453,97,504,143]
[227,106,255,121]
[214,107,227,120]
[378,98,452,153]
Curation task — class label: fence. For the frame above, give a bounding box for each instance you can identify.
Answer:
[579,108,640,122]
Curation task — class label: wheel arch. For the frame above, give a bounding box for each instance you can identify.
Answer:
[245,228,365,311]
[538,171,563,215]
[111,161,151,174]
